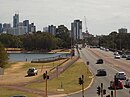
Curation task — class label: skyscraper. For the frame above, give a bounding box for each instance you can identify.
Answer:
[13,13,19,28]
[48,25,56,36]
[3,23,11,33]
[29,23,36,32]
[71,20,82,41]
[118,28,127,33]
[23,20,29,32]
[0,23,2,33]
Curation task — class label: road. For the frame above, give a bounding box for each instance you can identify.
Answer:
[67,47,130,97]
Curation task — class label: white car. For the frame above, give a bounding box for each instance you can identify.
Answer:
[125,78,130,87]
[115,54,121,59]
[114,52,119,55]
[27,67,38,76]
[115,72,126,80]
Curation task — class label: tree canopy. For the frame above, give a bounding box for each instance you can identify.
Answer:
[0,42,8,68]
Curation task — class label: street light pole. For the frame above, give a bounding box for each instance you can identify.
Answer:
[45,71,47,97]
[101,83,103,97]
[82,75,84,97]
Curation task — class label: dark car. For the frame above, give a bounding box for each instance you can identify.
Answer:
[122,54,127,58]
[27,67,38,76]
[126,55,130,60]
[96,69,107,76]
[96,59,103,64]
[11,95,27,97]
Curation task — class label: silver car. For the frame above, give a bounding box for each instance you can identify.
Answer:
[115,72,126,80]
[125,78,130,87]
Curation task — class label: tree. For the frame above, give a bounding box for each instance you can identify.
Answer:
[56,25,71,48]
[0,42,8,68]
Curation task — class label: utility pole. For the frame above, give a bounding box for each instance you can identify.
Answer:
[111,91,113,97]
[101,83,103,97]
[114,75,118,97]
[82,75,84,97]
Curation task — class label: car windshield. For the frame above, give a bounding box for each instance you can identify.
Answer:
[28,69,34,72]
[117,72,125,75]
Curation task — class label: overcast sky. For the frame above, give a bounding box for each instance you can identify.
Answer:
[1,0,130,35]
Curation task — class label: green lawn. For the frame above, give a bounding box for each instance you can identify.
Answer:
[26,59,92,94]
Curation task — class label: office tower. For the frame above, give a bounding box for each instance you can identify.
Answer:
[71,19,83,40]
[0,23,2,33]
[118,28,127,33]
[3,23,11,33]
[23,20,29,32]
[29,23,36,32]
[8,22,27,35]
[13,13,19,28]
[48,25,56,36]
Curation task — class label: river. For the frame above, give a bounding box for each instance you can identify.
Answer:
[8,53,69,62]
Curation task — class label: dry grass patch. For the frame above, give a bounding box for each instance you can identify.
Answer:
[0,87,39,97]
[0,58,69,85]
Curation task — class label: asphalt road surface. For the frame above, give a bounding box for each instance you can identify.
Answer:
[67,47,130,97]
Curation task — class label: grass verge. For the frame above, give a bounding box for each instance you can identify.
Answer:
[0,87,39,97]
[26,58,92,94]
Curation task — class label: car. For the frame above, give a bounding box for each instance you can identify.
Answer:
[11,95,27,97]
[27,67,38,76]
[115,72,126,80]
[96,69,107,76]
[109,80,123,89]
[96,59,103,64]
[105,48,109,51]
[122,54,127,58]
[126,55,130,60]
[114,54,121,59]
[79,47,82,50]
[125,78,130,87]
[114,52,119,55]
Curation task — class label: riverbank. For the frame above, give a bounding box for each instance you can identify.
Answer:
[6,48,71,54]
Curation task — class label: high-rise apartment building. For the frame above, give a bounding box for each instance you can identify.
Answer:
[3,23,11,33]
[13,13,19,28]
[0,23,2,33]
[23,20,29,32]
[29,23,36,32]
[48,25,56,36]
[71,20,83,40]
[118,28,127,33]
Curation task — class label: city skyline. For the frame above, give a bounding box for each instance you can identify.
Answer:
[1,0,130,35]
